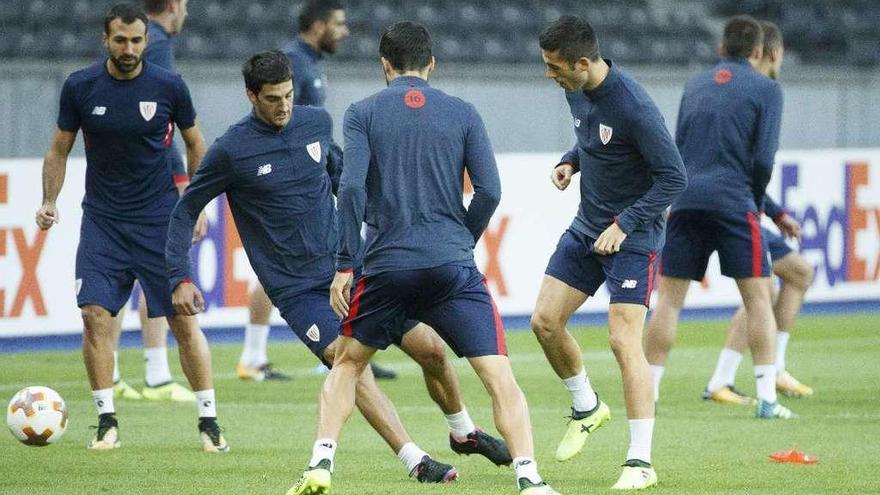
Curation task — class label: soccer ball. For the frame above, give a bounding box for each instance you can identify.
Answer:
[6,386,68,446]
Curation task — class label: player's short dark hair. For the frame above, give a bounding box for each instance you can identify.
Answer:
[298,0,345,33]
[722,15,764,59]
[760,20,783,57]
[538,15,601,66]
[242,50,293,95]
[143,0,169,15]
[379,21,433,72]
[104,3,149,34]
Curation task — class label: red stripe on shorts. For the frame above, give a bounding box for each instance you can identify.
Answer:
[645,253,657,306]
[342,277,366,337]
[482,279,507,355]
[747,211,762,277]
[164,122,175,147]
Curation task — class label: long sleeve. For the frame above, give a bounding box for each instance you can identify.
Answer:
[166,143,233,289]
[463,105,501,242]
[763,195,786,220]
[558,142,581,172]
[751,83,783,211]
[616,105,688,235]
[336,104,369,272]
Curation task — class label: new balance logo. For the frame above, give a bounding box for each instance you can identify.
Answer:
[257,163,273,176]
[621,280,638,289]
[320,443,334,449]
[92,106,106,115]
[574,118,581,128]
[580,424,592,434]
[202,401,212,408]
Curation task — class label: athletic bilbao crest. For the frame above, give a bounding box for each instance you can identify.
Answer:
[599,123,613,145]
[306,141,322,163]
[139,101,157,121]
[305,324,320,342]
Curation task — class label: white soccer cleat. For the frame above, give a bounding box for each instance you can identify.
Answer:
[611,460,657,490]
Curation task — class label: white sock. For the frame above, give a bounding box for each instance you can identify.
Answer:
[195,389,217,418]
[625,418,654,464]
[92,388,115,415]
[112,351,121,383]
[144,347,173,387]
[513,457,542,485]
[398,442,429,475]
[754,364,777,403]
[562,368,598,412]
[650,365,665,402]
[775,331,790,373]
[240,324,270,367]
[310,438,337,472]
[706,348,743,392]
[445,408,476,442]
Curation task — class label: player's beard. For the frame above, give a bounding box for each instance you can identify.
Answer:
[110,53,142,74]
[319,33,338,54]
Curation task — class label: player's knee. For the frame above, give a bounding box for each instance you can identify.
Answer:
[530,310,562,342]
[790,261,815,291]
[80,305,110,331]
[413,344,447,376]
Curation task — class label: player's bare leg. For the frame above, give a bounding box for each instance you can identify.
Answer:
[292,336,457,494]
[608,303,657,490]
[532,275,608,463]
[771,254,814,396]
[82,304,121,449]
[736,277,795,418]
[166,314,228,451]
[531,276,588,380]
[644,276,690,402]
[140,294,195,402]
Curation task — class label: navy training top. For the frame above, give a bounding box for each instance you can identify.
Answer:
[673,57,783,213]
[558,60,687,254]
[145,20,187,182]
[165,107,336,303]
[336,76,501,274]
[282,38,326,107]
[57,61,196,224]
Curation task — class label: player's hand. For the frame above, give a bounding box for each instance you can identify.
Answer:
[35,203,59,230]
[192,211,209,243]
[594,222,627,256]
[551,163,574,191]
[774,213,801,240]
[330,270,354,319]
[172,281,205,316]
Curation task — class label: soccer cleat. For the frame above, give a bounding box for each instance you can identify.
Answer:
[411,455,458,483]
[518,478,563,495]
[776,371,814,398]
[236,363,292,381]
[142,381,196,402]
[370,362,398,380]
[450,428,513,466]
[555,397,611,461]
[113,380,143,400]
[756,399,797,419]
[88,413,121,450]
[287,459,332,495]
[611,459,658,490]
[701,385,756,406]
[198,417,230,453]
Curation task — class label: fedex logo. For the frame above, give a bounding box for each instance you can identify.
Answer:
[780,160,880,286]
[0,173,49,318]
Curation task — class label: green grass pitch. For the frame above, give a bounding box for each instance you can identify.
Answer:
[1,313,877,494]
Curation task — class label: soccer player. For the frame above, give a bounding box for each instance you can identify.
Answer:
[292,22,559,495]
[236,0,399,381]
[166,50,510,486]
[35,3,227,452]
[110,0,200,403]
[644,15,796,420]
[531,16,687,490]
[703,22,815,404]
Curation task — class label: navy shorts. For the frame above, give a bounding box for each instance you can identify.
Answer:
[75,214,175,318]
[765,228,793,263]
[662,209,772,281]
[276,289,342,367]
[342,264,507,358]
[545,229,658,306]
